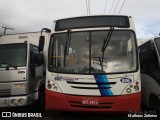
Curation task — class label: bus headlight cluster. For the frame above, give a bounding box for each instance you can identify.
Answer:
[134,81,140,91]
[47,80,58,91]
[10,98,26,106]
[125,81,140,94]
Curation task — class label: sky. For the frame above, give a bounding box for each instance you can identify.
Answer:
[0,0,160,41]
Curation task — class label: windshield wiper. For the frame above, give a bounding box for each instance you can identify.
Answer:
[0,62,10,69]
[94,57,103,70]
[0,62,18,70]
[64,30,71,67]
[6,66,18,70]
[101,27,114,52]
[101,27,114,67]
[93,57,107,71]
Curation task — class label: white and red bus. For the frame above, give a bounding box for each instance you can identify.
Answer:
[45,15,141,112]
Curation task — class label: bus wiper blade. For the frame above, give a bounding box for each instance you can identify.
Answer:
[12,66,18,69]
[0,62,18,70]
[0,62,11,70]
[64,30,71,55]
[101,27,114,52]
[6,66,17,70]
[64,30,71,67]
[94,57,107,71]
[94,57,103,71]
[101,27,114,69]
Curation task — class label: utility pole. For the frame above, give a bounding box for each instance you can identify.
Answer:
[2,26,14,35]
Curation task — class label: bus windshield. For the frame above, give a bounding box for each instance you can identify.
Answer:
[48,30,137,74]
[0,43,27,68]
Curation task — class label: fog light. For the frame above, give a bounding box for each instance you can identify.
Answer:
[14,83,26,88]
[53,86,58,91]
[18,99,25,106]
[129,84,133,88]
[11,99,18,105]
[134,85,139,91]
[126,88,131,93]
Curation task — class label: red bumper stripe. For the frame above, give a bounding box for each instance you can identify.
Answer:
[46,89,141,112]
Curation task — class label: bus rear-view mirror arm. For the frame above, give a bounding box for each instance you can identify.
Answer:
[39,28,51,51]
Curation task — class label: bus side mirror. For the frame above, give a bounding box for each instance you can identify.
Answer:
[39,36,45,51]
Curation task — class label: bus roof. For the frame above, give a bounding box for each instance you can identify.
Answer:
[54,15,132,32]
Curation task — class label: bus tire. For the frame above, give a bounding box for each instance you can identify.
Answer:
[39,89,45,112]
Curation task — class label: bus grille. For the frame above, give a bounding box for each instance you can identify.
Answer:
[0,89,11,96]
[67,81,116,89]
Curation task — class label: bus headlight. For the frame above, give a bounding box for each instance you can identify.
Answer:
[18,99,25,106]
[47,83,52,89]
[11,99,18,106]
[53,86,58,91]
[126,88,131,93]
[134,85,139,91]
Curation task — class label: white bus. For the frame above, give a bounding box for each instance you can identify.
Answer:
[42,15,141,112]
[139,36,160,111]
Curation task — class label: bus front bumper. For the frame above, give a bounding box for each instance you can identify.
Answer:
[0,92,38,107]
[46,89,141,112]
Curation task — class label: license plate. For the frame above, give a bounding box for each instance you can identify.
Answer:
[82,98,99,105]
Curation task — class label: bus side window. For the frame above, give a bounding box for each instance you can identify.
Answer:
[148,43,160,82]
[140,42,160,82]
[149,43,159,69]
[139,43,150,73]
